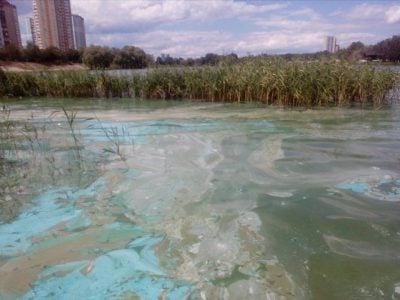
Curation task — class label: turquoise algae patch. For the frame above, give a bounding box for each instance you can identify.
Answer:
[0,167,193,299]
[336,176,400,201]
[0,178,104,256]
[63,214,92,232]
[20,231,193,300]
[336,182,371,193]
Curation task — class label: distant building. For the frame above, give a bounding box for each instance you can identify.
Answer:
[54,0,74,50]
[17,16,35,46]
[33,0,61,49]
[325,36,338,53]
[28,17,37,45]
[72,14,86,49]
[0,0,22,48]
[33,0,74,51]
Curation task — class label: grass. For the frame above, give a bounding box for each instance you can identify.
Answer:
[0,57,398,106]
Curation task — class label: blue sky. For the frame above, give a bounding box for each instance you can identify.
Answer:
[12,0,400,57]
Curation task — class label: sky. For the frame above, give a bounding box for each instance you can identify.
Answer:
[12,0,400,58]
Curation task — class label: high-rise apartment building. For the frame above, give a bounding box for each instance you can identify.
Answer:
[18,17,36,46]
[32,0,74,51]
[325,36,338,53]
[32,0,58,49]
[54,0,74,50]
[0,0,22,48]
[72,14,86,49]
[28,17,37,45]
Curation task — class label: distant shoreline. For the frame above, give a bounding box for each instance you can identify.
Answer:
[0,61,88,72]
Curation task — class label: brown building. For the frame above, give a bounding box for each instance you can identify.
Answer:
[33,0,74,51]
[0,0,22,48]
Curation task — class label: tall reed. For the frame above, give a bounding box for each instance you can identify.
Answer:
[0,58,397,106]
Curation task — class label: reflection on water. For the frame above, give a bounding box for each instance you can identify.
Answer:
[1,100,400,299]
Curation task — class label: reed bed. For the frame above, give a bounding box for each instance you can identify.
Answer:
[0,58,397,106]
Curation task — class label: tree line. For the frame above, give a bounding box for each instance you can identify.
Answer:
[151,35,400,65]
[155,35,400,65]
[0,43,239,69]
[0,35,399,69]
[335,35,400,62]
[0,44,154,69]
[0,43,82,64]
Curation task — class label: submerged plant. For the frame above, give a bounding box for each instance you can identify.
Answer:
[0,108,101,223]
[62,107,83,164]
[98,121,134,162]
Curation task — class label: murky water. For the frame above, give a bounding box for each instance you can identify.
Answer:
[1,99,400,300]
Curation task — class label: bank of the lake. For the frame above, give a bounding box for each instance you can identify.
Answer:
[0,61,87,72]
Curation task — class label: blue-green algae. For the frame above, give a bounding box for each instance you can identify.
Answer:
[336,176,400,201]
[0,178,104,256]
[1,101,400,300]
[64,214,92,232]
[336,181,371,193]
[20,232,192,300]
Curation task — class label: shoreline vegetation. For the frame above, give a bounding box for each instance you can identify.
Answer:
[0,58,398,106]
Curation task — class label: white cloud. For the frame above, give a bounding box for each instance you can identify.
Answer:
[385,6,400,23]
[344,3,387,20]
[87,30,236,57]
[71,0,287,34]
[289,8,320,20]
[337,3,400,24]
[87,29,334,58]
[336,32,378,46]
[252,13,361,35]
[68,0,397,57]
[233,31,324,53]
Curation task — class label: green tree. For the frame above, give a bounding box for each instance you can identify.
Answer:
[0,44,22,61]
[65,49,82,63]
[373,35,400,61]
[200,53,220,65]
[82,46,115,69]
[22,42,41,62]
[40,47,64,64]
[347,41,365,52]
[112,46,151,69]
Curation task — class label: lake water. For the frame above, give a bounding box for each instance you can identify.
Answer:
[1,99,400,299]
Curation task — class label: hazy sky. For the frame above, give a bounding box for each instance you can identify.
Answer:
[12,0,400,57]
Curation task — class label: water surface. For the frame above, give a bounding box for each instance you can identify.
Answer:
[1,99,400,299]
